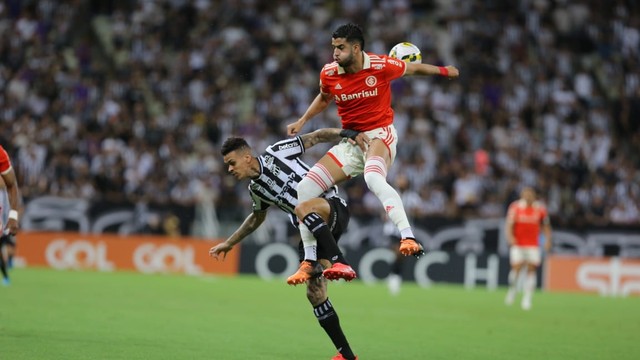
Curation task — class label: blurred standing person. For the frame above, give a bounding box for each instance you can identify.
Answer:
[0,145,23,286]
[210,128,366,360]
[287,23,459,281]
[504,187,552,310]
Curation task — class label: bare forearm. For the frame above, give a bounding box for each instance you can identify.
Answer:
[301,128,342,148]
[226,212,266,246]
[544,225,552,245]
[7,184,21,212]
[406,63,459,77]
[299,93,331,125]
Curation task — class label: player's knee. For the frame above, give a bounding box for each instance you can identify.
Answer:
[294,203,309,220]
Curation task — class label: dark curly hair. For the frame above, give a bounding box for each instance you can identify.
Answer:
[221,137,250,156]
[332,23,365,50]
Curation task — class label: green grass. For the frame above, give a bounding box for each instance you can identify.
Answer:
[1,268,638,360]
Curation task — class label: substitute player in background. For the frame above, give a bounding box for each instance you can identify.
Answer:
[504,187,552,310]
[210,128,366,360]
[286,23,459,281]
[0,144,22,286]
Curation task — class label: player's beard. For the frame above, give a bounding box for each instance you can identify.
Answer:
[337,52,354,68]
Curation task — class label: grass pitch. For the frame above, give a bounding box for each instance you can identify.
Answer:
[1,268,638,360]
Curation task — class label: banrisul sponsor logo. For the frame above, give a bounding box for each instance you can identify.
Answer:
[335,88,378,102]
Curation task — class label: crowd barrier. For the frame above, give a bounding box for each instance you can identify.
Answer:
[13,231,640,297]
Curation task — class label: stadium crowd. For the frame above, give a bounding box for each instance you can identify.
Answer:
[1,0,639,236]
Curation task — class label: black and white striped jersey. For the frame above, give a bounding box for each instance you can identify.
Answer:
[248,136,339,226]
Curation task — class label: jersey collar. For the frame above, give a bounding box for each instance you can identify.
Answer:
[337,52,371,74]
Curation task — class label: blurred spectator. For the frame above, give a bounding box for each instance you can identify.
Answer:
[0,0,638,236]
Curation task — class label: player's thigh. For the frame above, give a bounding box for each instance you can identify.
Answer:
[327,197,350,242]
[326,140,366,178]
[509,246,526,266]
[523,247,541,266]
[363,125,398,166]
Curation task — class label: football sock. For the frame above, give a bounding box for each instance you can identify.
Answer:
[400,228,415,240]
[523,272,536,300]
[391,253,403,275]
[0,252,8,280]
[302,213,348,265]
[300,224,318,261]
[7,254,13,269]
[507,269,517,289]
[364,156,411,231]
[314,298,355,360]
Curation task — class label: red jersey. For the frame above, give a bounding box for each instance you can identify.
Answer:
[507,200,549,247]
[319,52,406,132]
[0,145,11,175]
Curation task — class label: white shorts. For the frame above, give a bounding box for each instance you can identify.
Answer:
[509,246,541,266]
[327,125,398,177]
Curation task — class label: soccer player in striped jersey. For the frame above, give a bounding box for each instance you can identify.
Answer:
[286,23,459,283]
[504,187,552,310]
[209,128,366,360]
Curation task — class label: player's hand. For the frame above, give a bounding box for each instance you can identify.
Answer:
[6,218,18,235]
[445,66,459,78]
[287,119,305,137]
[209,242,233,260]
[544,239,552,252]
[351,132,370,152]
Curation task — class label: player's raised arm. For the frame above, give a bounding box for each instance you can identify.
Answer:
[287,92,333,136]
[209,210,267,260]
[405,63,459,78]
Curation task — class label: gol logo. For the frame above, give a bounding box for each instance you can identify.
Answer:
[133,243,202,275]
[45,239,114,271]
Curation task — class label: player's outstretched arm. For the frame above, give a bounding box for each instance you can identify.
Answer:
[300,128,370,152]
[287,92,333,136]
[405,63,459,78]
[209,211,267,260]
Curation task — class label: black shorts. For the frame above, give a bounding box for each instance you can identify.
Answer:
[297,196,350,262]
[0,234,15,246]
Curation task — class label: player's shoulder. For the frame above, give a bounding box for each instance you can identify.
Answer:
[266,137,304,154]
[321,62,340,77]
[368,52,386,63]
[532,200,547,210]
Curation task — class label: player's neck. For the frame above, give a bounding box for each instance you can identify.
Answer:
[344,53,364,73]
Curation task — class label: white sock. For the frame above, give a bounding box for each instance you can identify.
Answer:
[523,272,536,302]
[297,165,333,259]
[400,227,415,239]
[364,156,411,231]
[300,224,317,261]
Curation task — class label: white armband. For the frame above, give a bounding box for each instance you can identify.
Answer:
[8,210,18,221]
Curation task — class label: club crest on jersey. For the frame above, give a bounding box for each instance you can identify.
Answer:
[365,76,377,87]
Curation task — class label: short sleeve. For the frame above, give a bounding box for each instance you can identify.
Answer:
[382,55,407,81]
[0,146,11,174]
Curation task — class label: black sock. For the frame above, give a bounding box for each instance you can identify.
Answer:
[303,213,348,265]
[0,250,8,280]
[314,298,355,360]
[391,255,403,275]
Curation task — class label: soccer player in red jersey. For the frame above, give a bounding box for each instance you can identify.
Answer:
[286,23,459,285]
[0,145,22,286]
[504,187,552,310]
